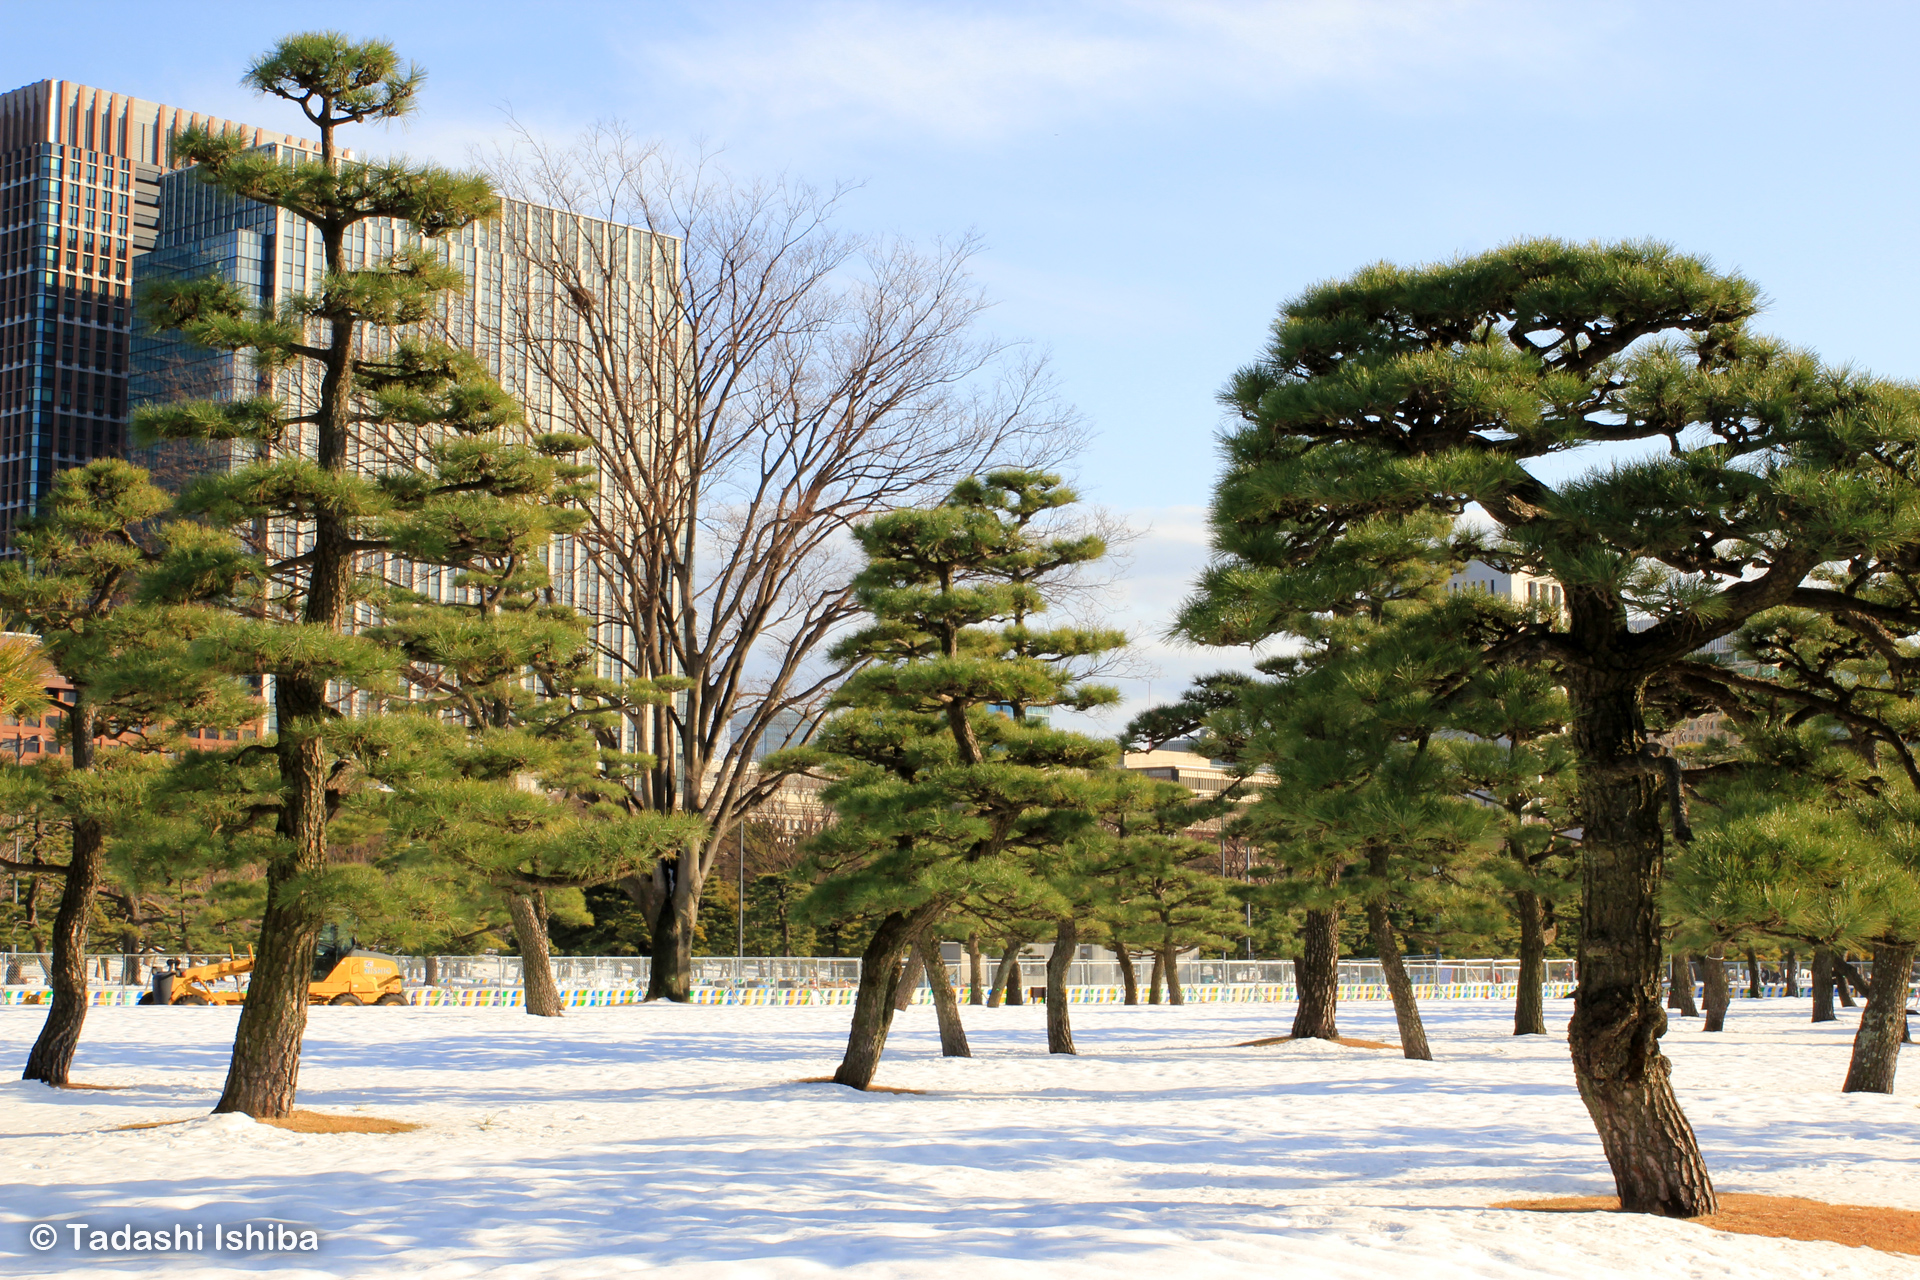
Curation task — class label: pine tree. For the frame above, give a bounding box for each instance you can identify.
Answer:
[0,460,252,1085]
[1179,239,1920,1215]
[132,33,535,1116]
[796,470,1122,1088]
[368,467,703,1016]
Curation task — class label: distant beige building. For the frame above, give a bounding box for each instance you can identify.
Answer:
[1446,559,1562,608]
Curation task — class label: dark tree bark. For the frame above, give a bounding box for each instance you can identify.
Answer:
[1514,888,1548,1035]
[23,714,103,1086]
[1159,942,1185,1006]
[1836,956,1871,1001]
[1701,944,1730,1034]
[1564,678,1716,1217]
[833,905,940,1089]
[508,893,565,1018]
[1671,955,1699,1018]
[1115,941,1140,1006]
[1783,949,1799,998]
[425,955,440,987]
[1367,896,1431,1060]
[1045,918,1077,1055]
[1147,951,1163,1005]
[1812,949,1836,1022]
[1290,908,1340,1040]
[1003,949,1026,1006]
[641,856,697,1002]
[966,932,985,1006]
[916,934,969,1057]
[1745,948,1763,1000]
[892,946,926,1012]
[986,942,1018,1008]
[1842,942,1916,1094]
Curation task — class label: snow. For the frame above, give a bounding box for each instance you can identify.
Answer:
[0,997,1913,1278]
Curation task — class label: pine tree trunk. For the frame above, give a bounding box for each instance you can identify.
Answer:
[916,935,969,1057]
[833,905,940,1089]
[1701,943,1730,1033]
[1836,953,1859,1007]
[966,932,985,1006]
[425,955,440,987]
[1003,950,1026,1005]
[23,805,104,1086]
[1367,897,1431,1060]
[1564,676,1716,1217]
[1745,948,1762,999]
[1670,955,1699,1017]
[1046,918,1076,1055]
[508,892,565,1018]
[215,693,330,1117]
[1514,888,1548,1035]
[1837,956,1871,1002]
[1147,951,1163,1004]
[644,854,696,1002]
[1116,943,1139,1006]
[1842,941,1916,1094]
[1812,949,1836,1022]
[1783,949,1799,998]
[892,946,925,1012]
[1161,942,1184,1006]
[1290,908,1340,1040]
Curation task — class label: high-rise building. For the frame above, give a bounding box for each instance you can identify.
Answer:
[0,80,315,547]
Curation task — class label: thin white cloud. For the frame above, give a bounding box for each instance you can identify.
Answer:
[644,0,1563,146]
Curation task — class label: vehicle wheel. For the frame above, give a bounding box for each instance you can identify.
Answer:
[374,994,406,1006]
[136,993,154,1005]
[176,994,210,1006]
[328,993,363,1006]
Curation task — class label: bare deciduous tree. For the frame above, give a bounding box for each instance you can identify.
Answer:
[485,122,1081,999]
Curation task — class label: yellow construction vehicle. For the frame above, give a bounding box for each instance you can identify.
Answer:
[140,929,407,1007]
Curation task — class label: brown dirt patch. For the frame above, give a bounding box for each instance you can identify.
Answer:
[54,1081,129,1091]
[257,1111,420,1134]
[793,1075,928,1095]
[1494,1193,1920,1257]
[115,1110,419,1134]
[1235,1034,1400,1051]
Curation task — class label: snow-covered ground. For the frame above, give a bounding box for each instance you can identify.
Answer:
[0,997,1912,1278]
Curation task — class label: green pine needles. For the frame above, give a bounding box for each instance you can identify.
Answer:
[796,470,1123,1086]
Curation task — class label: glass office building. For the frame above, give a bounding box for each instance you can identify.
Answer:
[0,80,313,548]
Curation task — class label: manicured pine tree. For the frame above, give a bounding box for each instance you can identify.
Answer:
[133,33,536,1116]
[796,470,1122,1088]
[368,469,703,1016]
[1180,239,1920,1215]
[0,460,255,1085]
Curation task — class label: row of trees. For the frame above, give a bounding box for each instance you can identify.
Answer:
[3,31,1063,1113]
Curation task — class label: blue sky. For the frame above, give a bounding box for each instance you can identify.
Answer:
[7,1,1916,727]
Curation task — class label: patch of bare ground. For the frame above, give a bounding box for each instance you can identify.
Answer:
[114,1111,419,1134]
[1235,1034,1399,1051]
[259,1111,419,1134]
[53,1082,128,1091]
[1494,1194,1920,1258]
[793,1076,928,1095]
